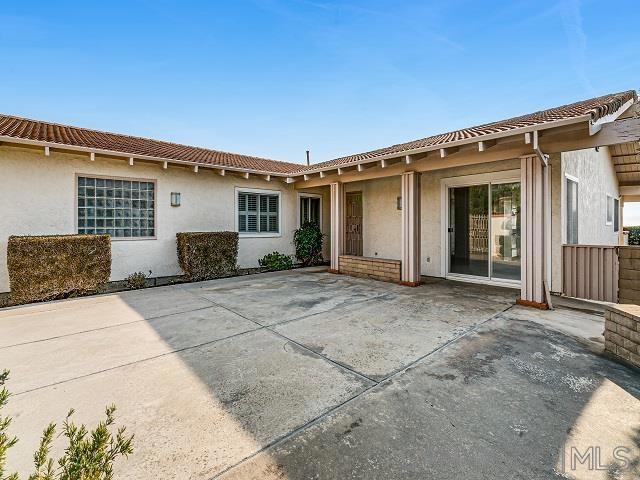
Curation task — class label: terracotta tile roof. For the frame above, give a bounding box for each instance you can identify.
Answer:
[0,114,303,174]
[296,90,637,172]
[0,90,635,175]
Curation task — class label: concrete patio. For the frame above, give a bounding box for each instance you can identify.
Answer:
[1,268,639,479]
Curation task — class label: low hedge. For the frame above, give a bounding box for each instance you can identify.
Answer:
[625,226,640,246]
[7,234,111,304]
[176,231,238,281]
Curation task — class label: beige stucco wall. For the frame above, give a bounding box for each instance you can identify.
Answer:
[345,177,402,260]
[0,146,328,293]
[550,146,619,292]
[561,146,619,245]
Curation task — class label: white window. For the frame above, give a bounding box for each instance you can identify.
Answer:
[77,175,155,239]
[298,194,321,228]
[236,188,281,236]
[606,194,614,225]
[566,176,579,244]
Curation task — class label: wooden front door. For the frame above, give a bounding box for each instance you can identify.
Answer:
[345,192,363,256]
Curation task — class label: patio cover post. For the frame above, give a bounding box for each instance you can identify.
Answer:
[401,171,421,286]
[519,155,547,307]
[329,182,344,273]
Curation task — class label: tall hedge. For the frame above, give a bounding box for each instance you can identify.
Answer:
[7,234,111,304]
[176,232,238,281]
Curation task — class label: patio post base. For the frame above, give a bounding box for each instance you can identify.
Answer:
[516,298,549,310]
[399,281,421,287]
[328,269,340,274]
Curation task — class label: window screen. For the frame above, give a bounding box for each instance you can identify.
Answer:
[614,198,620,233]
[566,178,578,244]
[606,195,614,225]
[77,176,155,238]
[238,191,279,233]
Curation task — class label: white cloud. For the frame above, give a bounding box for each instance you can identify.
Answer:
[559,0,595,94]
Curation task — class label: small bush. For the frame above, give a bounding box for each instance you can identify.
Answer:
[125,271,150,290]
[7,235,111,305]
[259,252,294,271]
[625,226,640,246]
[0,369,133,480]
[177,232,238,281]
[293,222,324,266]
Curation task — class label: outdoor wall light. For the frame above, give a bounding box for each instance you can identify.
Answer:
[171,192,181,207]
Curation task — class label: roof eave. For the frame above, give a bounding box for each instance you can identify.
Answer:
[293,114,593,176]
[0,135,294,177]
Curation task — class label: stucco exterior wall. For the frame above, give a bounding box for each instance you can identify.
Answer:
[0,146,326,293]
[561,146,619,245]
[549,147,619,293]
[345,177,402,260]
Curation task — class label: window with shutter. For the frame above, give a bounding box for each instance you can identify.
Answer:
[237,189,280,234]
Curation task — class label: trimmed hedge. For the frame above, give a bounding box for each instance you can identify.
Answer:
[7,234,111,304]
[176,231,238,281]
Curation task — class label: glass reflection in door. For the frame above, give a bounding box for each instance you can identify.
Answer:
[490,182,521,281]
[449,185,489,277]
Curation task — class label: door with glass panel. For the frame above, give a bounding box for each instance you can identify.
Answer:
[448,181,521,283]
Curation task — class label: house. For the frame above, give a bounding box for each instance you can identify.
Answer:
[1,90,639,308]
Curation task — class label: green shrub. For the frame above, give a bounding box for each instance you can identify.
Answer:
[125,271,150,290]
[7,235,111,305]
[259,252,294,271]
[0,370,133,480]
[625,226,640,246]
[293,222,324,266]
[177,232,238,281]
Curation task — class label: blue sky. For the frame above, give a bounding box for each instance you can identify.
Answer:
[1,1,639,220]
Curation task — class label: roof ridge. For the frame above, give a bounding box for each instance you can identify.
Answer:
[0,112,304,169]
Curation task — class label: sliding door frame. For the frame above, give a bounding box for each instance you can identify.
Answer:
[440,169,521,288]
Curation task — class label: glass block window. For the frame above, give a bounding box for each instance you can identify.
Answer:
[238,191,279,234]
[77,176,155,238]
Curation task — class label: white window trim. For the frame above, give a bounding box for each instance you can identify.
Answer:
[562,173,579,244]
[235,186,282,238]
[296,192,323,230]
[439,169,521,286]
[74,173,157,242]
[605,194,614,226]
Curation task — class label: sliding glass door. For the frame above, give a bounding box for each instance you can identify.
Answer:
[449,185,489,277]
[448,180,521,283]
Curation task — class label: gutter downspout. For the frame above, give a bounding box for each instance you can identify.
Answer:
[535,146,554,309]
